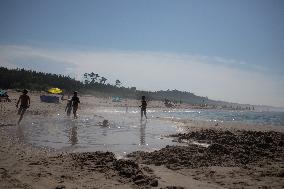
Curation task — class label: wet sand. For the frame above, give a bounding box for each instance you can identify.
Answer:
[1,90,284,188]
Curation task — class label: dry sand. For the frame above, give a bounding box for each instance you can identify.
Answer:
[0,90,283,189]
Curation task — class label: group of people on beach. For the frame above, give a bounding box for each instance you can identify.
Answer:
[16,89,148,124]
[16,90,80,124]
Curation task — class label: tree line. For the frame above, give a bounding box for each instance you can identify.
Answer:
[1,67,236,106]
[0,67,82,92]
[83,72,121,87]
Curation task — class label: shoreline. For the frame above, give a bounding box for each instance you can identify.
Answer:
[1,91,284,188]
[162,117,284,133]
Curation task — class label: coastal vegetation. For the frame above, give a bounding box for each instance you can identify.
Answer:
[1,66,256,109]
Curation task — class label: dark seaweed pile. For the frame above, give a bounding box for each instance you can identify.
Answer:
[128,129,284,170]
[70,152,158,187]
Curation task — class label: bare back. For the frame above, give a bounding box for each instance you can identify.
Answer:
[19,94,30,107]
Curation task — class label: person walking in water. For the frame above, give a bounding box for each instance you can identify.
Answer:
[16,89,30,124]
[71,91,80,119]
[65,99,72,116]
[140,96,147,120]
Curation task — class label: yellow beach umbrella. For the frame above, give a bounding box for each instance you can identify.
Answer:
[48,88,63,94]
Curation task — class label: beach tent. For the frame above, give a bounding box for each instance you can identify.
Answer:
[48,88,63,94]
[40,88,62,103]
[112,96,123,102]
[40,95,60,103]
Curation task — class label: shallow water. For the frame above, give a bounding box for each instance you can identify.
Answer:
[18,107,183,157]
[15,107,284,156]
[150,109,284,126]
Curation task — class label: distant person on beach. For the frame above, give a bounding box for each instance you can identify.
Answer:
[0,91,11,112]
[16,89,30,124]
[71,91,80,119]
[65,99,72,116]
[0,93,11,102]
[140,96,147,119]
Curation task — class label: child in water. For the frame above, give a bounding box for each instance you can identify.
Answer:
[16,89,30,124]
[65,99,72,116]
[140,96,147,119]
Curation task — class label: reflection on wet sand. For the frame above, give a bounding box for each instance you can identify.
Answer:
[102,125,108,136]
[16,126,26,142]
[69,121,78,145]
[140,120,146,145]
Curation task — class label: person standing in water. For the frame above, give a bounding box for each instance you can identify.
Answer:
[71,91,80,119]
[65,99,72,116]
[16,89,30,124]
[140,96,147,119]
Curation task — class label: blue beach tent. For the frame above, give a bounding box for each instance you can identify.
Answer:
[40,95,60,103]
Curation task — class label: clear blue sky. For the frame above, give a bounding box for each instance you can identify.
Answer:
[0,0,284,106]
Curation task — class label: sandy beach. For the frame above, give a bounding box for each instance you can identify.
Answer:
[1,91,283,189]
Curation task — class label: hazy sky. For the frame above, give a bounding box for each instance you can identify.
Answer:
[0,0,283,107]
